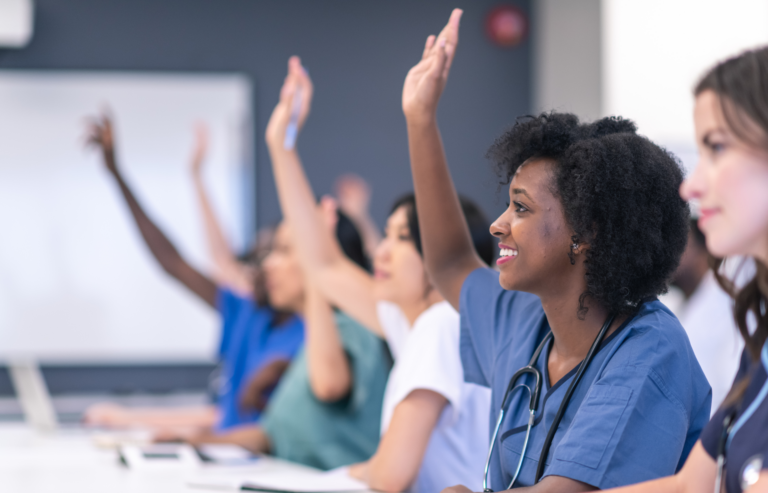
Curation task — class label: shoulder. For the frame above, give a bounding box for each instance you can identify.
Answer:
[604,300,711,413]
[460,267,542,321]
[410,301,461,350]
[335,310,385,352]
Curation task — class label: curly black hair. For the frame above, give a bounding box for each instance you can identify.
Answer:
[487,112,690,317]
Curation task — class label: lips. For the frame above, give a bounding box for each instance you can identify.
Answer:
[374,269,390,280]
[497,243,518,266]
[698,208,720,228]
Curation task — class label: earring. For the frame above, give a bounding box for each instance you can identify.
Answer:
[571,243,578,251]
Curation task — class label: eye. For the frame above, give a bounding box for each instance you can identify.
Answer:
[513,201,528,213]
[710,142,726,153]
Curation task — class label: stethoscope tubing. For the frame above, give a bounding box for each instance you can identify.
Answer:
[483,312,616,491]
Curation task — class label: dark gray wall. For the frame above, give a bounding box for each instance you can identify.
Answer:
[0,0,531,230]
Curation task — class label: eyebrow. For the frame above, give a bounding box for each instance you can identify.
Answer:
[512,188,534,201]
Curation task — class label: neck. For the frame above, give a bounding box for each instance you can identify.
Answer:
[539,295,615,359]
[676,264,709,299]
[398,289,443,326]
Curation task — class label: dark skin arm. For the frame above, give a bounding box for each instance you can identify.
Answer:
[86,113,218,308]
[401,9,484,310]
[238,358,291,412]
[406,11,595,493]
[441,476,596,493]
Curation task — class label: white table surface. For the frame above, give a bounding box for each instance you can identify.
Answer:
[0,423,339,493]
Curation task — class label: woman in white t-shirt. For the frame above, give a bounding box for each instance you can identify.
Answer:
[264,56,494,493]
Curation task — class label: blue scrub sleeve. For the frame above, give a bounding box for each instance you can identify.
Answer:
[216,287,239,358]
[459,268,507,388]
[547,366,700,489]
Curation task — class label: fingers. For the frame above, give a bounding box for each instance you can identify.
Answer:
[431,39,449,84]
[422,35,436,60]
[438,9,462,78]
[438,8,462,47]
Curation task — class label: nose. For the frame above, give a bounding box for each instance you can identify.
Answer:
[490,213,510,238]
[373,237,391,262]
[680,159,706,201]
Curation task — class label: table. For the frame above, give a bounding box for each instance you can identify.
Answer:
[0,423,351,493]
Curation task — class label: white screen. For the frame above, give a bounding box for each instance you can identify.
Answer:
[0,71,253,363]
[602,0,768,171]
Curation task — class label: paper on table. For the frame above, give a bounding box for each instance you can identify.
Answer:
[188,466,369,492]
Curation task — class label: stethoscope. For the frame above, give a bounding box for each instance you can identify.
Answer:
[482,312,616,491]
[714,341,768,493]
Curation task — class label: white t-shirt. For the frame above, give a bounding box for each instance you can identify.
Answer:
[661,272,743,413]
[377,301,491,493]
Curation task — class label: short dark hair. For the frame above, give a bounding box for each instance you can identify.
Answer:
[390,194,495,266]
[336,209,371,272]
[487,112,689,316]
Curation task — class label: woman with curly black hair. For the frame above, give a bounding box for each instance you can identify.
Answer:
[402,10,711,493]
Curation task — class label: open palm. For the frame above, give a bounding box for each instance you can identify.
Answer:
[402,9,462,122]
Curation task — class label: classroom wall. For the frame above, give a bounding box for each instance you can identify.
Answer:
[532,0,601,121]
[0,0,531,231]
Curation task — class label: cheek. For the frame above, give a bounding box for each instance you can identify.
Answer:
[709,159,768,257]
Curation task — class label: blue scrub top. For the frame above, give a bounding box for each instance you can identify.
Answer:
[216,288,304,431]
[701,344,768,493]
[460,268,711,490]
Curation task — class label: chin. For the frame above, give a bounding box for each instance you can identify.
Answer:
[498,271,517,291]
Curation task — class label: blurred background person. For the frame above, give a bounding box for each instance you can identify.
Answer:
[335,174,382,259]
[662,219,743,412]
[265,56,493,493]
[83,113,305,434]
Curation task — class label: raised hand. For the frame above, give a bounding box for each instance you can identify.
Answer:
[189,123,209,177]
[85,110,118,174]
[265,56,314,151]
[335,174,371,221]
[402,9,462,124]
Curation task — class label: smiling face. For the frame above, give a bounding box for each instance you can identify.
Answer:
[680,90,768,262]
[492,158,577,293]
[261,223,306,312]
[372,205,429,305]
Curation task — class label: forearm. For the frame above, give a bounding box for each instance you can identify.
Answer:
[108,168,217,307]
[406,120,483,307]
[188,425,271,454]
[268,147,346,269]
[304,286,352,402]
[365,390,447,493]
[123,407,217,429]
[192,175,253,294]
[268,145,381,331]
[111,170,186,275]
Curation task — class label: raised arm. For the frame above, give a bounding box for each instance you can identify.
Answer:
[264,57,382,335]
[402,9,484,310]
[189,123,255,297]
[86,113,217,308]
[335,174,382,258]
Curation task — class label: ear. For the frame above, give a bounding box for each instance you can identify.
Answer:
[568,235,588,265]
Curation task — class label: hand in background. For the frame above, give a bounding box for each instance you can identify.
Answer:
[189,123,209,177]
[83,402,130,428]
[85,110,119,174]
[238,358,292,412]
[265,56,314,151]
[402,8,462,124]
[335,174,371,222]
